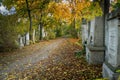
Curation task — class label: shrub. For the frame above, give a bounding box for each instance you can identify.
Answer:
[0,14,19,51]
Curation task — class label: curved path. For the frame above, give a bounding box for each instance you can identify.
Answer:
[0,38,66,79]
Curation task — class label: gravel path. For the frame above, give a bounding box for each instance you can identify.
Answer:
[0,38,66,80]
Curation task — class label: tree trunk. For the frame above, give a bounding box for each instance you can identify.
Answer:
[93,0,110,14]
[39,23,43,40]
[72,18,78,38]
[25,0,32,41]
[39,13,43,40]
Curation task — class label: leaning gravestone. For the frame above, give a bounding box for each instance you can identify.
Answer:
[103,11,120,80]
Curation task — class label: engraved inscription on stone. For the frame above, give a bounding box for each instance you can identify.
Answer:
[108,19,118,67]
[109,30,117,54]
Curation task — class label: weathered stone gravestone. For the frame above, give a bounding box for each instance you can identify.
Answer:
[85,16,105,64]
[81,23,88,44]
[25,32,29,45]
[32,29,36,43]
[22,36,26,45]
[103,12,120,80]
[18,35,24,48]
[42,28,46,38]
[108,18,120,68]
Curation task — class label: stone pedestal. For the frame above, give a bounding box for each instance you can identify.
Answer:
[103,12,120,79]
[86,16,105,64]
[86,45,105,64]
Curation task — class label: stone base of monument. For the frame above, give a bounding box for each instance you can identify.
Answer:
[86,45,105,64]
[102,63,120,80]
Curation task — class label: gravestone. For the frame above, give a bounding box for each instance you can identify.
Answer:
[33,29,36,43]
[42,28,46,38]
[108,18,120,68]
[81,24,88,44]
[22,36,26,45]
[103,12,120,80]
[86,19,95,45]
[25,32,29,45]
[85,16,105,64]
[18,35,24,48]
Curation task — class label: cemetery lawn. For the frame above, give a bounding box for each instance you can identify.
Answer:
[0,38,102,80]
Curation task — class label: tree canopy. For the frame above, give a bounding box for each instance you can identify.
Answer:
[0,0,103,48]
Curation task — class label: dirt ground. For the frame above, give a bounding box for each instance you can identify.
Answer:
[0,38,102,80]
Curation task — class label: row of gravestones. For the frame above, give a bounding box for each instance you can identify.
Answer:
[18,28,46,49]
[82,10,120,79]
[18,32,30,49]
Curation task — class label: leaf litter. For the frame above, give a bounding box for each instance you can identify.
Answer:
[0,38,102,80]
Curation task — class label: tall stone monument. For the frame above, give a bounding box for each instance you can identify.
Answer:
[86,16,105,64]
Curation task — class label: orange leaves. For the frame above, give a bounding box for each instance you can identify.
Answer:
[69,0,91,20]
[0,38,102,80]
[48,2,71,21]
[16,0,25,5]
[57,3,71,20]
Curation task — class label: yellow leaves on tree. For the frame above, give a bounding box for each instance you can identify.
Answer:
[4,0,102,23]
[48,2,71,22]
[68,0,92,21]
[48,0,102,24]
[47,0,97,31]
[82,2,103,20]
